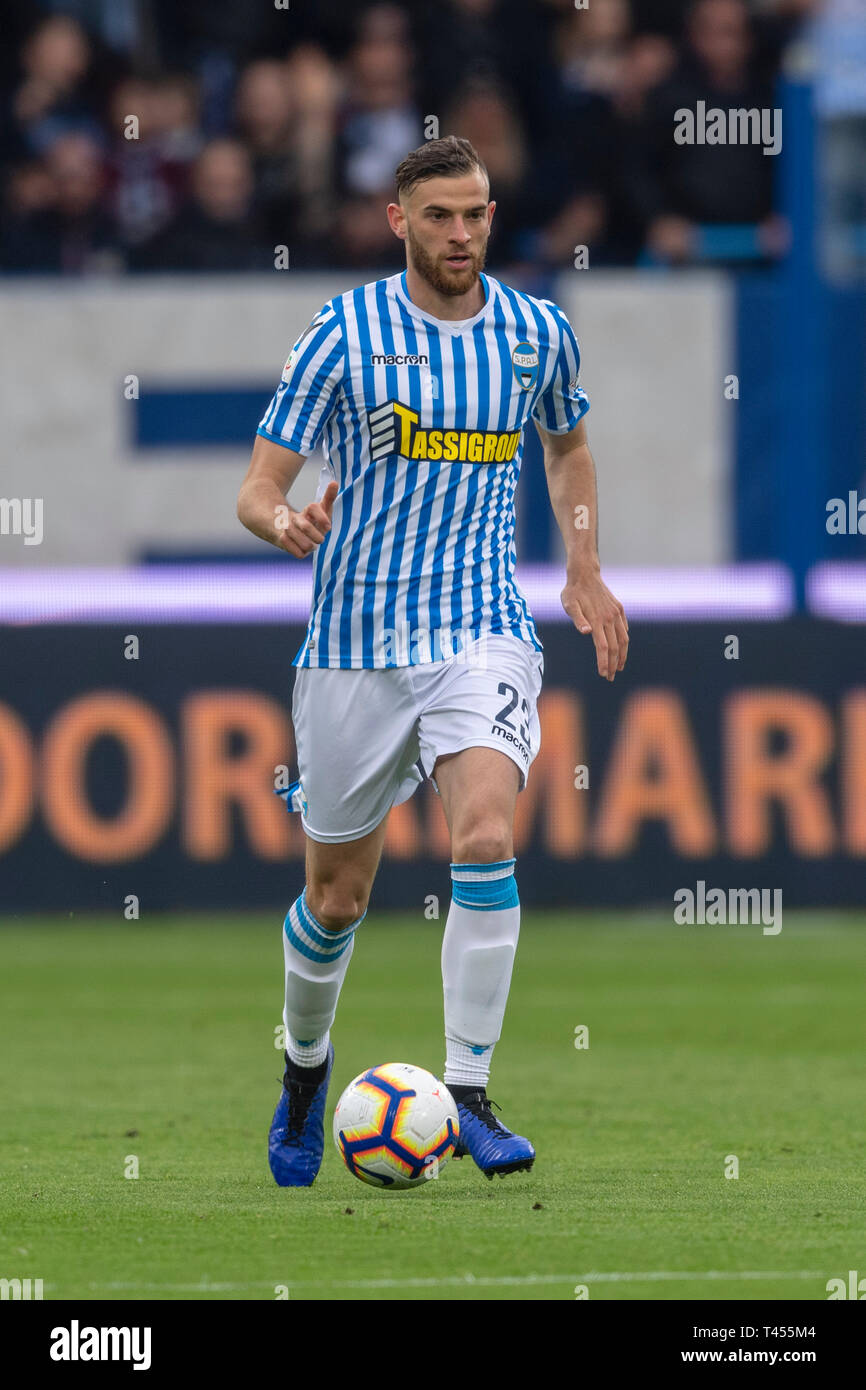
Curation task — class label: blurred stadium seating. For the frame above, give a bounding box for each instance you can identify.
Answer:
[0,0,839,274]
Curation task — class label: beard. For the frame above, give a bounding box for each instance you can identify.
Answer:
[406,223,487,297]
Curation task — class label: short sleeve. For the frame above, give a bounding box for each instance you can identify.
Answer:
[257,302,345,456]
[531,302,590,435]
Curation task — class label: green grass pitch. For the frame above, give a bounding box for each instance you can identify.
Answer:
[1,911,863,1302]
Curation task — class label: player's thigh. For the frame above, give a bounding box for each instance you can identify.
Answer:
[433,746,521,863]
[417,633,543,861]
[291,664,421,844]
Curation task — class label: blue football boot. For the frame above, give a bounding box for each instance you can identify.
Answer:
[268,1043,334,1187]
[448,1087,535,1178]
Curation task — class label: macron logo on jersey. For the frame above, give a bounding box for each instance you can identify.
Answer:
[367,401,521,465]
[368,353,429,366]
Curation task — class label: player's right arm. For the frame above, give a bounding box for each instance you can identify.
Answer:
[236,434,338,558]
[238,300,345,557]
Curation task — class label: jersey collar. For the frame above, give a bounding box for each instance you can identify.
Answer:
[394,269,494,333]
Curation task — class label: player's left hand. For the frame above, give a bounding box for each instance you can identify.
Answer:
[561,572,629,681]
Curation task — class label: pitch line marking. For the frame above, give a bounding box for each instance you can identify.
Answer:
[62,1269,827,1295]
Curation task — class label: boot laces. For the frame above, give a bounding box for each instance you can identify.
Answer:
[461,1092,505,1134]
[281,1072,319,1142]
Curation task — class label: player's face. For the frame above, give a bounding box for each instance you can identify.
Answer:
[399,173,494,297]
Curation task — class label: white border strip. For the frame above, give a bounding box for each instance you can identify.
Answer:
[806,561,866,622]
[0,563,794,624]
[49,1269,827,1295]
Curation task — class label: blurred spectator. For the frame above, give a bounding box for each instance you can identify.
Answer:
[515,0,648,267]
[441,80,529,265]
[1,131,120,272]
[130,138,272,271]
[615,35,678,119]
[234,47,340,263]
[6,15,101,158]
[335,37,421,198]
[284,45,342,256]
[0,158,58,269]
[331,32,421,268]
[104,75,201,247]
[335,192,402,268]
[234,59,296,234]
[46,0,160,66]
[356,3,414,47]
[549,0,678,122]
[625,0,783,263]
[414,0,560,142]
[809,0,866,280]
[554,0,633,101]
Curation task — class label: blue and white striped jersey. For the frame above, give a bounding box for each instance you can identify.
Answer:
[257,270,589,668]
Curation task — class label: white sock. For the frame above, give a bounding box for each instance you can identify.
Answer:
[282,889,365,1068]
[441,859,520,1087]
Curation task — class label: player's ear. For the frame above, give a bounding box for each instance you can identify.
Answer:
[487,200,496,229]
[386,202,407,240]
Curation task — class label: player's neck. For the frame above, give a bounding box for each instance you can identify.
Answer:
[403,265,486,322]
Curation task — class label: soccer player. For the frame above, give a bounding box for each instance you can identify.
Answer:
[237,136,628,1186]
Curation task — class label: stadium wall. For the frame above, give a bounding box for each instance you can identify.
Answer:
[0,271,732,567]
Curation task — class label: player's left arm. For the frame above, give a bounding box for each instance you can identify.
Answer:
[536,416,629,682]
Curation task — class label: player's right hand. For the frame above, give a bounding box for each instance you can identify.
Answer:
[276,481,339,558]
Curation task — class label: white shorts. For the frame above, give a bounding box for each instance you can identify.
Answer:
[286,634,543,843]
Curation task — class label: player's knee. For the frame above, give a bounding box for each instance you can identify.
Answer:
[306,880,369,932]
[452,818,512,867]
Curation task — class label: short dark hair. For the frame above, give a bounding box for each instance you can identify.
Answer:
[394,136,489,199]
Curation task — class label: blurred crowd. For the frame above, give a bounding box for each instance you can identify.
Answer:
[0,0,849,275]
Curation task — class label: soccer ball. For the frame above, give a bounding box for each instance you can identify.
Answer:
[333,1063,459,1189]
